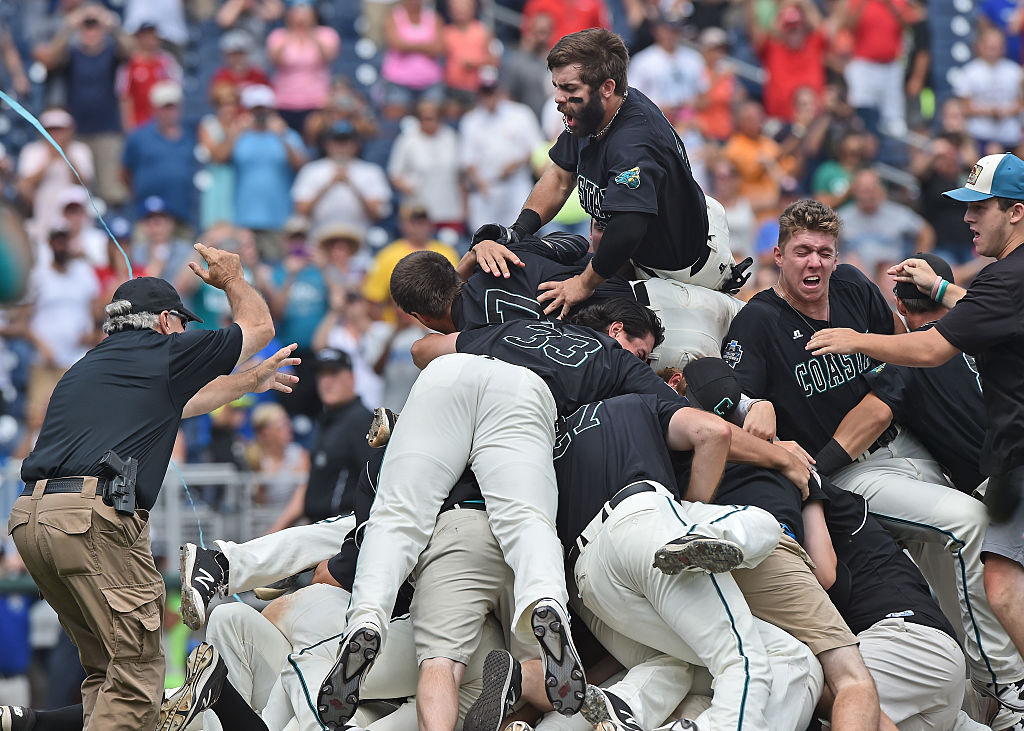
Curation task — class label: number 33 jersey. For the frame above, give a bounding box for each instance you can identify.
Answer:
[456,319,681,417]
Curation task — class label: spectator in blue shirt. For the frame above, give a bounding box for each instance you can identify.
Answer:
[228,84,307,261]
[121,80,197,230]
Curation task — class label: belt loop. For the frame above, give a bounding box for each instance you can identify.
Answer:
[81,477,99,499]
[31,480,47,500]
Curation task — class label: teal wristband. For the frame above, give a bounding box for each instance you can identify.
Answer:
[935,279,949,304]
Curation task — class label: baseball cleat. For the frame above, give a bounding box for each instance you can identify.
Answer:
[180,543,226,631]
[366,408,398,447]
[465,650,522,731]
[0,706,36,731]
[253,572,303,601]
[661,721,698,730]
[157,642,226,731]
[653,535,743,575]
[317,622,382,728]
[532,600,586,716]
[581,686,643,731]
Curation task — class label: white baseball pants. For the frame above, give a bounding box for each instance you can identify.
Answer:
[348,353,568,644]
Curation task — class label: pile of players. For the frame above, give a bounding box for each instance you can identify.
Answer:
[7,26,1024,731]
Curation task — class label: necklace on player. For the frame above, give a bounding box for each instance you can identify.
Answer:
[774,284,830,333]
[592,90,628,140]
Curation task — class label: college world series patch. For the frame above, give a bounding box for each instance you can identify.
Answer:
[614,166,641,189]
[722,340,742,367]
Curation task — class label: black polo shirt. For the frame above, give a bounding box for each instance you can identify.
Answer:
[22,324,243,510]
[304,397,374,521]
[935,246,1024,476]
[549,86,709,273]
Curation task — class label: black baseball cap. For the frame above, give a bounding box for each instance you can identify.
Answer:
[111,277,203,323]
[893,252,954,302]
[682,357,741,419]
[316,347,353,372]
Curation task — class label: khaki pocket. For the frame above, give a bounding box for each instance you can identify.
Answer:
[7,507,29,536]
[36,508,97,576]
[102,582,164,661]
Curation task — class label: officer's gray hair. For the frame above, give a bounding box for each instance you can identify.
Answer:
[102,299,160,334]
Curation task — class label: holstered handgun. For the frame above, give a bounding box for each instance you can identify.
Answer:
[98,450,138,516]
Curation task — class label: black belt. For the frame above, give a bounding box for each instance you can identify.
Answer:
[631,280,650,306]
[566,482,659,568]
[440,499,486,514]
[21,477,109,498]
[867,424,899,454]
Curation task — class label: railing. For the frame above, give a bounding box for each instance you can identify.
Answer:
[0,462,308,595]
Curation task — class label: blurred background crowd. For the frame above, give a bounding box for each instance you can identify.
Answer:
[0,0,1016,708]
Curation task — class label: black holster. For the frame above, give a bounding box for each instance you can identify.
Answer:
[99,450,138,516]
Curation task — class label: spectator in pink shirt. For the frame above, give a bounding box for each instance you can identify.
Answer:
[266,0,340,132]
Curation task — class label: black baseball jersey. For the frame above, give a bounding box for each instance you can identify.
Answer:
[549,87,710,273]
[23,325,243,510]
[553,394,686,549]
[822,480,956,639]
[326,445,484,613]
[455,319,682,416]
[722,264,895,454]
[864,323,987,493]
[712,464,808,545]
[935,246,1024,476]
[304,397,374,521]
[453,234,635,331]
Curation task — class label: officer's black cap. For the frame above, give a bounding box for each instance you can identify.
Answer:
[682,357,741,419]
[316,347,353,372]
[111,277,203,323]
[894,252,954,302]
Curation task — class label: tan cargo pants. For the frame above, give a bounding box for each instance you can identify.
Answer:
[7,477,165,730]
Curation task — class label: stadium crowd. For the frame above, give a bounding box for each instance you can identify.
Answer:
[0,0,1022,729]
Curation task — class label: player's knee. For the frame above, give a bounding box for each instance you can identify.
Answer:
[207,601,261,644]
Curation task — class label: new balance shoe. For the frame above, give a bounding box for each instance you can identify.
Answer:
[366,408,398,448]
[580,686,643,731]
[157,642,226,731]
[465,650,522,731]
[532,600,586,715]
[180,543,226,630]
[653,535,744,575]
[974,678,1024,729]
[0,706,35,731]
[318,622,382,729]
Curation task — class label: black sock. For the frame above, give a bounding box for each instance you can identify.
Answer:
[212,679,269,731]
[215,550,230,583]
[30,704,83,731]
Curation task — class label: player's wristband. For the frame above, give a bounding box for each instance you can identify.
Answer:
[935,279,949,304]
[509,209,542,239]
[813,438,853,476]
[930,277,948,303]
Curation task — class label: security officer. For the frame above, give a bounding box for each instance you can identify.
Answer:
[303,348,373,521]
[6,243,280,731]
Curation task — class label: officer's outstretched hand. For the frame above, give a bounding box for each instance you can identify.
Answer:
[249,343,301,394]
[190,243,244,290]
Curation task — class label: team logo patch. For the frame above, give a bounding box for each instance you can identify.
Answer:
[967,164,982,186]
[614,166,641,189]
[871,364,885,373]
[722,340,742,368]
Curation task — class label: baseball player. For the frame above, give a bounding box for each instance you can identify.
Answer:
[723,199,1024,728]
[478,28,750,321]
[817,481,987,730]
[551,393,819,731]
[402,233,744,370]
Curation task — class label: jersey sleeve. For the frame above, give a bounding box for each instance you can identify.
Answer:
[721,303,772,397]
[862,363,912,421]
[936,268,1022,354]
[600,127,664,216]
[655,394,687,433]
[548,130,578,172]
[516,232,590,264]
[167,323,244,407]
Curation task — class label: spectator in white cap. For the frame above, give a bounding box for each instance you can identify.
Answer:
[57,185,107,267]
[16,108,94,251]
[209,29,270,97]
[227,84,307,260]
[122,80,198,229]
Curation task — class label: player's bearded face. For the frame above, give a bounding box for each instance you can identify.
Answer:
[564,90,606,137]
